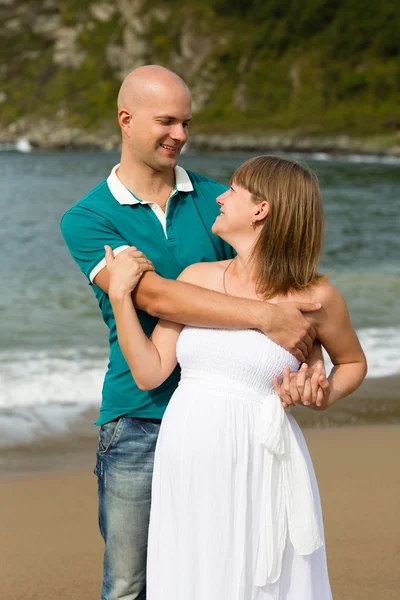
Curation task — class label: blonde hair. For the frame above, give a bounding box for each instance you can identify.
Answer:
[232,155,325,299]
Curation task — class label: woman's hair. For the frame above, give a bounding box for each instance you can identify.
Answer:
[232,155,325,299]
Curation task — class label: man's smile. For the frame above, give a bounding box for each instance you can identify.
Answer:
[160,143,179,153]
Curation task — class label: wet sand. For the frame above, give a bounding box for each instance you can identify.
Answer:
[1,424,399,600]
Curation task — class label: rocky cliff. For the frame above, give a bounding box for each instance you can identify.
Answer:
[1,0,400,153]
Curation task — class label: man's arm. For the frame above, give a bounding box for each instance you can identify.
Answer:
[94,264,320,363]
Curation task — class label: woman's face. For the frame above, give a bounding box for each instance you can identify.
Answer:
[212,183,259,241]
[212,183,257,239]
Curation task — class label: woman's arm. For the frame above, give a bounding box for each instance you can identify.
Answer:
[106,248,220,391]
[310,282,367,408]
[106,246,183,390]
[109,293,183,391]
[274,283,367,411]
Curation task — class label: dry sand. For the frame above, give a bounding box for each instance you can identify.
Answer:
[1,425,399,600]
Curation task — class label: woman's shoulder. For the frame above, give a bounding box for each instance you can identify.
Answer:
[284,280,348,321]
[177,260,230,292]
[282,279,343,306]
[298,280,349,329]
[309,280,346,307]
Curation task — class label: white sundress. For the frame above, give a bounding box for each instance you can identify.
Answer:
[147,327,333,600]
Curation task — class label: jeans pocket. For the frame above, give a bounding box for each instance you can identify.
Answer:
[134,418,160,436]
[98,418,123,455]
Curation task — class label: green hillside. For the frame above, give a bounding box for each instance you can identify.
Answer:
[1,0,400,140]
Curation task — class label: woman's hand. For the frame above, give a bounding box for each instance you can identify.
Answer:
[273,361,332,411]
[104,245,154,298]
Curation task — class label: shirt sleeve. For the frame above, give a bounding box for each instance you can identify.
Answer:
[60,206,129,284]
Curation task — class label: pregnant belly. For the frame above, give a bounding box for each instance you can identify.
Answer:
[158,381,260,463]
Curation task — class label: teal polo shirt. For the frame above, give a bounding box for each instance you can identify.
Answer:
[61,164,233,425]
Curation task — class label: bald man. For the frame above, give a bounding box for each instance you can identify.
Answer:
[61,65,320,600]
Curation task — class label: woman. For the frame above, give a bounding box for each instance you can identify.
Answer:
[105,155,367,599]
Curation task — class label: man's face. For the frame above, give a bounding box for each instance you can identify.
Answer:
[127,84,192,172]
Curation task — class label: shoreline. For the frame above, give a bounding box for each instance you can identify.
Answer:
[189,132,400,158]
[1,127,400,157]
[1,374,399,477]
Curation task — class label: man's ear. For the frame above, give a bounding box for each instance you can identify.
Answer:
[118,109,132,136]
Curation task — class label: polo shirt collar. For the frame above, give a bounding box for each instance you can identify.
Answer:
[107,164,193,205]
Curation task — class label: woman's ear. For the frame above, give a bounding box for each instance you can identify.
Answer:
[253,201,269,223]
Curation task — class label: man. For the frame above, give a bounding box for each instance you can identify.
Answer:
[61,65,322,600]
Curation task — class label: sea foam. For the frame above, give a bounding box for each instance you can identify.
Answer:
[0,328,399,448]
[1,327,399,410]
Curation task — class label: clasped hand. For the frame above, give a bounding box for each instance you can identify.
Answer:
[105,245,154,296]
[273,361,332,411]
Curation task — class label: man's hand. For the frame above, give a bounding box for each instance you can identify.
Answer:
[105,245,154,299]
[273,361,332,410]
[263,302,321,363]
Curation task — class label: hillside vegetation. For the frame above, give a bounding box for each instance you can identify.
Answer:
[1,0,400,142]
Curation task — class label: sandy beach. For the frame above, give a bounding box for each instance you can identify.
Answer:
[0,423,399,600]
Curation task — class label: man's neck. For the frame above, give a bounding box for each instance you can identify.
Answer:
[117,154,175,202]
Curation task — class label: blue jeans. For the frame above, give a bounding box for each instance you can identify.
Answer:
[95,417,160,600]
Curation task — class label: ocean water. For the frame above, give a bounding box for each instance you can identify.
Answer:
[1,150,399,446]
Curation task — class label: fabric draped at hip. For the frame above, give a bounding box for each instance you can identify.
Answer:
[179,369,323,586]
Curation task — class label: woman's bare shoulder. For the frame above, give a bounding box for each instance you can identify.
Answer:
[297,280,350,334]
[281,279,342,306]
[177,260,231,292]
[285,281,348,328]
[310,280,346,307]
